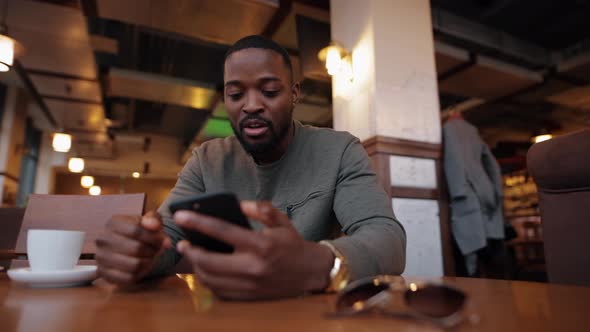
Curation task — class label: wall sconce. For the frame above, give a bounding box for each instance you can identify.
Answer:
[532,134,552,144]
[318,42,353,81]
[531,129,553,144]
[80,175,94,188]
[68,157,84,173]
[52,132,72,152]
[132,171,141,178]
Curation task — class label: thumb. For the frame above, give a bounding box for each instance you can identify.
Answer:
[140,211,164,232]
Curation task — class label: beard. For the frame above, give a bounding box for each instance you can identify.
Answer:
[231,113,292,155]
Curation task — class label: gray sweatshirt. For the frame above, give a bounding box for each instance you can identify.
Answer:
[155,121,406,280]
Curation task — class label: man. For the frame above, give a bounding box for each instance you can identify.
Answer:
[95,35,406,300]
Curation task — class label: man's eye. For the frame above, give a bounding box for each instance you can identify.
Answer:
[228,92,243,100]
[262,90,279,97]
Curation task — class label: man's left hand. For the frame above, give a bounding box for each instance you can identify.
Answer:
[174,201,334,300]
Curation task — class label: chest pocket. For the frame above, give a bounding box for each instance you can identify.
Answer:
[285,189,332,219]
[283,189,338,242]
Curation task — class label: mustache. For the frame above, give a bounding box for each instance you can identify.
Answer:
[239,114,273,129]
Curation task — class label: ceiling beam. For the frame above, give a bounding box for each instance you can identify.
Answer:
[449,59,589,117]
[80,0,98,17]
[26,68,98,83]
[438,53,476,81]
[262,0,293,37]
[556,46,590,72]
[42,95,102,105]
[488,80,550,106]
[13,60,58,128]
[553,73,590,86]
[107,68,216,109]
[66,128,107,134]
[441,98,485,118]
[431,7,551,67]
[478,0,516,20]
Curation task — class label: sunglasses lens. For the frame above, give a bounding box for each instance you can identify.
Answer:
[336,281,390,311]
[405,285,466,318]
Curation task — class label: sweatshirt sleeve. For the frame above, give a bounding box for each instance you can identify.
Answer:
[329,137,407,280]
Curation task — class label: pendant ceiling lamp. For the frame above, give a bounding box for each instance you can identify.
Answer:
[0,0,23,72]
[68,157,85,173]
[52,132,72,152]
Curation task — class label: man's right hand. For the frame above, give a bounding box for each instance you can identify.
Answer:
[95,211,171,285]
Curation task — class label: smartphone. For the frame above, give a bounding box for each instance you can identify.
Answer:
[169,192,251,253]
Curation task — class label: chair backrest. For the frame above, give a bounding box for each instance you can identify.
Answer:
[0,208,26,268]
[527,129,590,286]
[0,208,26,249]
[14,194,145,255]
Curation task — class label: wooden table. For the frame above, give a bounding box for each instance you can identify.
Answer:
[1,273,589,332]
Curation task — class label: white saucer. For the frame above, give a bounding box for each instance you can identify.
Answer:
[7,265,98,288]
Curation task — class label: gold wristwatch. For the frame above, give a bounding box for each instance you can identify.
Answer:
[319,240,350,293]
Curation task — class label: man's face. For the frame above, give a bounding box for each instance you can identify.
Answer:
[223,48,299,155]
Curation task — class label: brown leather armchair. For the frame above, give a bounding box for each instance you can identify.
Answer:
[527,129,590,286]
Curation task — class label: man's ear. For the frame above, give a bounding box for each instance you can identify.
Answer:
[291,81,301,105]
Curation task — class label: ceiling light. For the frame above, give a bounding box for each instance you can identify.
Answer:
[132,172,140,178]
[68,157,84,173]
[80,175,94,188]
[0,1,23,73]
[52,133,72,152]
[89,185,101,196]
[0,34,14,72]
[532,134,553,144]
[531,128,554,144]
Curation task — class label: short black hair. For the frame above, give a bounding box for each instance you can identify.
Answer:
[223,35,293,80]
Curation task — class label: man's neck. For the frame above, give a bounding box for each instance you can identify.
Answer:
[252,123,295,165]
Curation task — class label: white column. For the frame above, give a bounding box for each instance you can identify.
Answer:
[331,0,444,277]
[0,87,19,205]
[331,0,440,143]
[34,132,67,195]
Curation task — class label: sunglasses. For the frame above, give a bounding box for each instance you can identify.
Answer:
[331,275,469,328]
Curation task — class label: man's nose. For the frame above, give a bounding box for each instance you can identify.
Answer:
[242,91,263,113]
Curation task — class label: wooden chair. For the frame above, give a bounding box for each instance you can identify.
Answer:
[11,194,145,268]
[0,208,26,269]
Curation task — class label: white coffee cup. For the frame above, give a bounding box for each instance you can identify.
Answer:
[27,229,85,271]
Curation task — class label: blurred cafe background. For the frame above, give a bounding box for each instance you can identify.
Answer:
[1,0,589,282]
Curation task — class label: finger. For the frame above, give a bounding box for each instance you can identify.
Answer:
[161,236,172,250]
[137,212,171,250]
[240,201,291,228]
[177,240,262,277]
[141,211,164,232]
[95,250,151,275]
[96,232,159,258]
[108,216,166,250]
[174,211,266,252]
[97,265,136,285]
